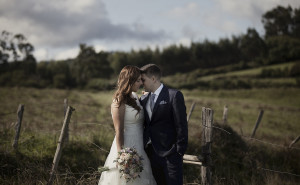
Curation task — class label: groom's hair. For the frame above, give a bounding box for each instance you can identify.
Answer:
[140,64,161,80]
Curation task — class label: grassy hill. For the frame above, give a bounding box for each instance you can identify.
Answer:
[0,86,299,184]
[0,60,300,185]
[163,60,300,90]
[200,62,297,79]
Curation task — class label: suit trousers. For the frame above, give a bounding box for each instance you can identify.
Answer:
[146,144,183,185]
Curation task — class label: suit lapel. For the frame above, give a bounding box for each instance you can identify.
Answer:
[151,85,168,120]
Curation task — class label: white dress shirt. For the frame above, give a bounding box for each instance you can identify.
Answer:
[146,83,163,120]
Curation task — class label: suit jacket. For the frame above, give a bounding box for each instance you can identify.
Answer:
[140,85,188,157]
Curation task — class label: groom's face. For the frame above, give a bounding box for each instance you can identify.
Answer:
[141,74,154,92]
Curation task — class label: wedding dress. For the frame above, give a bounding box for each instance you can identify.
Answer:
[98,92,157,185]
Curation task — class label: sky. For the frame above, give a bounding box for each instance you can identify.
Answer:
[0,0,299,62]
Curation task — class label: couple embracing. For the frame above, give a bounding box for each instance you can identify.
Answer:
[98,64,188,185]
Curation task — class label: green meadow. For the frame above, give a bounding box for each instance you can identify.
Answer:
[0,85,299,184]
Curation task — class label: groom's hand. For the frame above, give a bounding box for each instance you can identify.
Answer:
[142,91,149,95]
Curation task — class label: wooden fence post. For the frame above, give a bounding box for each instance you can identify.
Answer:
[201,107,213,185]
[289,135,300,148]
[48,106,75,185]
[222,105,228,124]
[251,110,264,138]
[64,98,69,144]
[187,102,196,123]
[12,104,24,151]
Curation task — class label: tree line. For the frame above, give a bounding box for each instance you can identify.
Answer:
[0,5,300,89]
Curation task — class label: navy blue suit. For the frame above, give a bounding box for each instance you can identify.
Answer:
[140,85,188,185]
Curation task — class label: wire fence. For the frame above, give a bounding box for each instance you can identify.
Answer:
[201,122,300,179]
[1,101,299,181]
[203,122,300,151]
[222,156,300,178]
[241,135,300,150]
[0,111,15,116]
[0,101,110,128]
[1,102,299,148]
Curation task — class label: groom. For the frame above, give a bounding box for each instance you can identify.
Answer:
[140,64,188,185]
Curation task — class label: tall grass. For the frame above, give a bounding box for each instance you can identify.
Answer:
[0,87,299,184]
[183,88,300,144]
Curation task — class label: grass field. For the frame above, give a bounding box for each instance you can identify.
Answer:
[199,61,297,81]
[163,61,300,90]
[184,87,300,139]
[0,87,300,184]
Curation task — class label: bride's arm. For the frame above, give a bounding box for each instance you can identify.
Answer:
[111,102,125,152]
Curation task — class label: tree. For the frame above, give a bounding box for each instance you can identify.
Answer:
[127,47,154,68]
[218,37,241,66]
[262,6,299,38]
[262,6,300,64]
[160,45,178,75]
[239,28,267,61]
[108,51,128,75]
[0,30,36,63]
[266,36,300,63]
[71,44,113,87]
[292,7,300,39]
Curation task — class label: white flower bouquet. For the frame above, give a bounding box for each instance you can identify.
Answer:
[114,147,144,182]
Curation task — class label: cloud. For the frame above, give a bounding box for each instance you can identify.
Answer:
[182,26,198,40]
[55,47,79,60]
[0,0,167,49]
[166,2,201,19]
[2,0,299,61]
[177,0,300,40]
[166,2,242,40]
[94,44,108,52]
[214,0,300,23]
[34,48,48,61]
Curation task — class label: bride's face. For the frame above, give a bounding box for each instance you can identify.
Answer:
[131,75,143,92]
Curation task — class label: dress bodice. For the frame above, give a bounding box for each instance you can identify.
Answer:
[123,92,144,134]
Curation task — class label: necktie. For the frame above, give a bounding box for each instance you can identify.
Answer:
[150,94,156,112]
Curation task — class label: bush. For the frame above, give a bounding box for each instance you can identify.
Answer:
[290,62,300,77]
[85,78,114,90]
[0,72,11,86]
[296,78,300,87]
[23,78,41,88]
[53,74,67,88]
[236,79,252,89]
[209,78,251,90]
[266,36,300,64]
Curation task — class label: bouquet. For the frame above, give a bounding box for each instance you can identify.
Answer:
[114,147,144,182]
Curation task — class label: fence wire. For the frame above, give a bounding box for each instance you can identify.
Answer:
[222,156,300,178]
[0,112,15,116]
[241,135,300,150]
[197,108,300,179]
[200,121,300,151]
[2,102,300,180]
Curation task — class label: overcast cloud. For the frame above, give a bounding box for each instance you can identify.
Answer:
[0,0,299,61]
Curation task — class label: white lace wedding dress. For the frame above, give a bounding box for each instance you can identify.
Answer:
[98,92,157,185]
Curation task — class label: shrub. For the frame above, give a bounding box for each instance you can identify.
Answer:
[290,62,300,77]
[53,74,67,88]
[296,78,300,87]
[85,78,114,90]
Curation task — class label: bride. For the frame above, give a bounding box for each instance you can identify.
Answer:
[98,66,157,185]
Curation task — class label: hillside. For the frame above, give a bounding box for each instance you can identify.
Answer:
[0,87,299,184]
[163,60,300,90]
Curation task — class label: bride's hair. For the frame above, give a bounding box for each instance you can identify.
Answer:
[113,65,141,113]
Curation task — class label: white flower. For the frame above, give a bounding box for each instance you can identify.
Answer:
[114,147,144,182]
